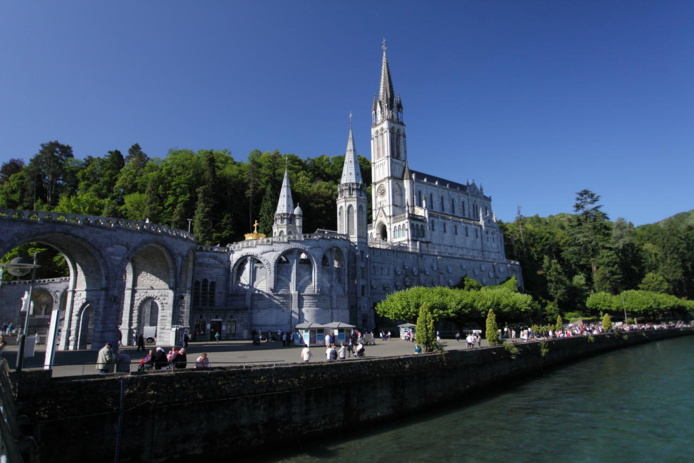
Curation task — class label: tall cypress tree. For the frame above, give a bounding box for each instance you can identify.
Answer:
[486,309,500,345]
[415,303,436,352]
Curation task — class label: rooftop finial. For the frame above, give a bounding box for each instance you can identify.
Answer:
[382,37,387,52]
[348,111,353,127]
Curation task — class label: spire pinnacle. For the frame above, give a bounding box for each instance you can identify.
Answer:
[373,41,402,124]
[275,168,295,215]
[341,117,363,185]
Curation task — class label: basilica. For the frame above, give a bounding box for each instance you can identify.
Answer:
[190,46,522,340]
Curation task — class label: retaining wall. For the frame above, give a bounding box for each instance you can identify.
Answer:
[13,328,693,462]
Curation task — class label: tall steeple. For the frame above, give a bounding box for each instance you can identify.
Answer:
[370,41,408,238]
[273,167,302,237]
[337,115,367,245]
[373,39,404,125]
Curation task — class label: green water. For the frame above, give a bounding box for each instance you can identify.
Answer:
[269,336,694,463]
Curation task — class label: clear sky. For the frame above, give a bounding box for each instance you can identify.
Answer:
[1,1,692,226]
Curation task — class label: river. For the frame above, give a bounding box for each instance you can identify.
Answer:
[265,336,693,463]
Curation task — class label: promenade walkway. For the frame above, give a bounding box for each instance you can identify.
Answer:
[1,336,490,378]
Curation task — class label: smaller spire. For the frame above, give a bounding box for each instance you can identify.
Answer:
[275,168,295,215]
[341,117,363,184]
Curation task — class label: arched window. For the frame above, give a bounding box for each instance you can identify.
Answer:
[451,198,455,214]
[417,191,422,207]
[430,194,434,210]
[431,220,435,231]
[462,201,466,217]
[193,281,201,306]
[440,196,445,212]
[347,205,354,235]
[201,279,209,306]
[208,281,216,306]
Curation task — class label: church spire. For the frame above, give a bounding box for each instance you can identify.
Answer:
[273,167,302,237]
[340,113,363,185]
[373,39,403,125]
[275,167,294,215]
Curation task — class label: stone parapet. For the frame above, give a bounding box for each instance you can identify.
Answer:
[13,328,693,462]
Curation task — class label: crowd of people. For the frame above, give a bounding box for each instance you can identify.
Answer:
[95,321,691,374]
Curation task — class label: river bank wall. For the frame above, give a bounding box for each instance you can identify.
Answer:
[13,328,693,462]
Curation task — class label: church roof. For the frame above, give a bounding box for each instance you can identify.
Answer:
[340,121,363,184]
[275,168,295,214]
[410,169,488,198]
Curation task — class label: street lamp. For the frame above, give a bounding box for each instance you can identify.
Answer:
[187,218,193,233]
[0,254,40,372]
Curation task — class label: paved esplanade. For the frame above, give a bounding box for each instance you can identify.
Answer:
[2,336,491,377]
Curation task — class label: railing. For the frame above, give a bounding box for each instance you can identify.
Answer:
[0,209,195,242]
[228,232,350,250]
[0,358,35,462]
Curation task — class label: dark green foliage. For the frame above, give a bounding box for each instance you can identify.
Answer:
[26,141,75,207]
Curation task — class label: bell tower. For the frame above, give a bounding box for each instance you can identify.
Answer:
[337,115,367,245]
[371,41,408,238]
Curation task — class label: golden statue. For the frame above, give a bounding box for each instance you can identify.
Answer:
[244,220,266,240]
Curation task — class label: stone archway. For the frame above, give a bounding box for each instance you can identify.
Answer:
[76,303,95,350]
[121,243,176,346]
[377,223,388,241]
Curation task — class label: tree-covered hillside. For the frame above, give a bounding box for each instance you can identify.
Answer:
[0,141,371,245]
[501,191,694,312]
[2,141,692,315]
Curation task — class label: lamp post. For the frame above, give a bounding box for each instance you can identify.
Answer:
[0,254,40,372]
[187,218,192,233]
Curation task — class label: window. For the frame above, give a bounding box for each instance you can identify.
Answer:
[193,279,216,307]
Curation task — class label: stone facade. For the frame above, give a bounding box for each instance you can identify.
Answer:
[189,45,521,339]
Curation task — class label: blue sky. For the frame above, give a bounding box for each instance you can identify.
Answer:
[1,1,692,226]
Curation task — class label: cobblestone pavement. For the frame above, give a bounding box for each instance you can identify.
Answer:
[1,335,491,378]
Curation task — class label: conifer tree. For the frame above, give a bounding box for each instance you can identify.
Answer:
[555,314,563,335]
[415,303,436,352]
[258,184,276,235]
[486,309,500,345]
[602,313,612,333]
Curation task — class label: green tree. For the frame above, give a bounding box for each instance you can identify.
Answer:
[415,303,436,352]
[485,309,500,345]
[638,272,668,293]
[26,141,75,208]
[258,184,276,235]
[602,313,612,332]
[564,189,611,292]
[0,159,25,184]
[555,314,563,334]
